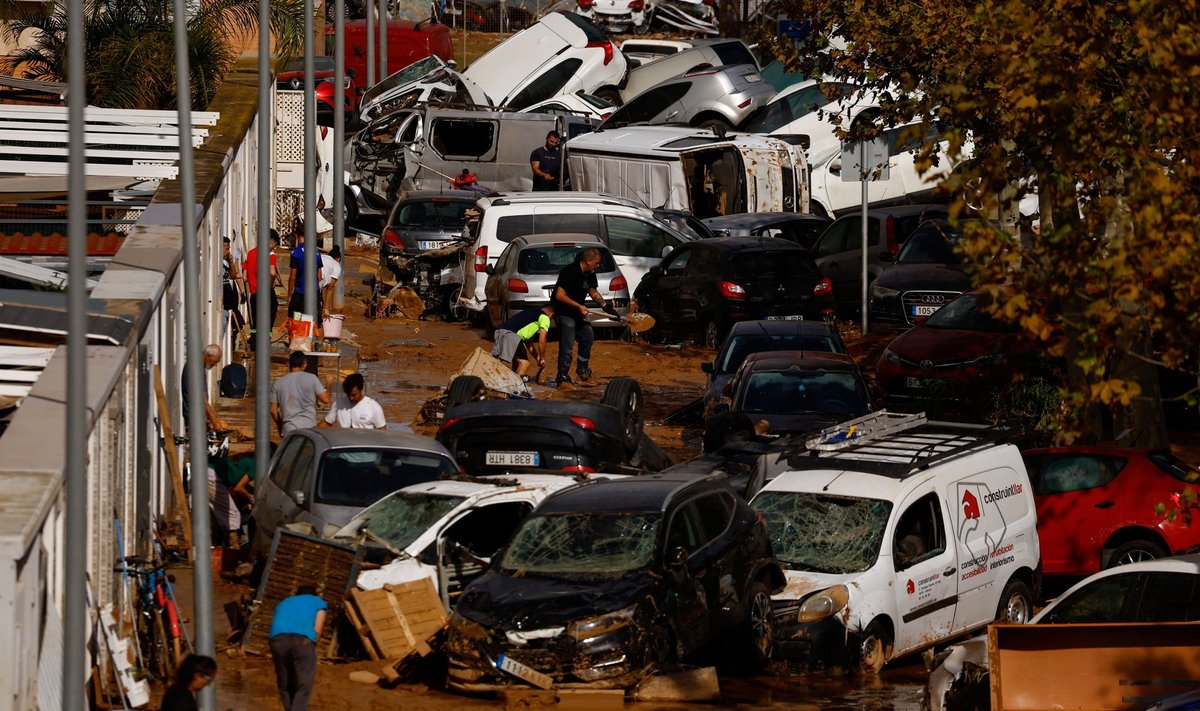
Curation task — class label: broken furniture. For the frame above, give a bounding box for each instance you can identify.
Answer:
[344,578,447,662]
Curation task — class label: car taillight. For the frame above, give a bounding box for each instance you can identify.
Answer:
[885,215,899,258]
[738,98,752,108]
[570,416,596,430]
[813,277,832,296]
[577,0,593,7]
[702,0,714,6]
[629,0,644,8]
[562,464,596,473]
[609,276,627,292]
[718,281,746,299]
[507,278,529,293]
[473,245,487,272]
[586,40,614,66]
[442,417,461,429]
[382,227,403,247]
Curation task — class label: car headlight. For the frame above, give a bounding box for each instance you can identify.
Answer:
[797,585,849,623]
[882,349,901,364]
[567,604,638,641]
[871,284,899,299]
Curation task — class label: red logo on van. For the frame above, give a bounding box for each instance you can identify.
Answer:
[906,579,915,595]
[962,491,981,520]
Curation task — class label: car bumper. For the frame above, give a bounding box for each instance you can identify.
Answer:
[771,605,859,670]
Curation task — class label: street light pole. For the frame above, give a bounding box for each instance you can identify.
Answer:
[305,0,319,325]
[255,0,272,552]
[334,0,346,311]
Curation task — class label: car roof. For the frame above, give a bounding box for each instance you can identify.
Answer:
[703,212,829,229]
[1032,554,1200,623]
[479,191,646,209]
[726,319,838,338]
[289,427,452,454]
[398,190,478,202]
[511,232,608,248]
[536,472,722,514]
[693,235,806,252]
[391,474,592,499]
[740,350,858,371]
[840,204,949,220]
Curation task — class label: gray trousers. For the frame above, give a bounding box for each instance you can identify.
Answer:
[270,633,317,711]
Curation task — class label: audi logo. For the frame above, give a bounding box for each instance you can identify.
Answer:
[920,294,947,304]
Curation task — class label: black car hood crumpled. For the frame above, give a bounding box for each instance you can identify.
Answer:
[456,570,657,630]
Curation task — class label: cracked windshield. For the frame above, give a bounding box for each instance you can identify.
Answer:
[500,513,660,577]
[753,492,892,574]
[351,492,466,550]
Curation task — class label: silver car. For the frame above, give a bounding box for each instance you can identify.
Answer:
[483,233,631,330]
[251,428,459,559]
[600,63,776,131]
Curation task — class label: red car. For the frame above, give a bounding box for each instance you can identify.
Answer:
[1022,446,1200,576]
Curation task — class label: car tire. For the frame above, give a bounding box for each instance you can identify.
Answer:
[443,284,467,322]
[995,578,1033,624]
[740,578,774,670]
[695,115,733,132]
[594,87,623,107]
[343,185,359,226]
[446,375,486,408]
[701,318,722,349]
[601,377,644,453]
[1107,539,1167,568]
[857,620,892,675]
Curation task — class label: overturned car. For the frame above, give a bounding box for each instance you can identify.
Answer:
[445,473,784,690]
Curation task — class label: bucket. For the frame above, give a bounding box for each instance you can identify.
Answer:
[323,314,345,340]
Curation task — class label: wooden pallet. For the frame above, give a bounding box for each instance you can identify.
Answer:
[344,579,447,661]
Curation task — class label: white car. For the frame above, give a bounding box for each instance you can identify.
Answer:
[520,92,615,123]
[341,474,622,602]
[358,55,490,123]
[619,38,696,67]
[462,12,629,110]
[574,0,651,36]
[926,554,1200,711]
[739,77,878,157]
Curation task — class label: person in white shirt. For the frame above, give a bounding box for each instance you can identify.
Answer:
[320,243,342,316]
[320,372,386,429]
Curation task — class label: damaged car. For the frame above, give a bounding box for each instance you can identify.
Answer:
[574,0,652,36]
[445,473,785,691]
[653,0,717,34]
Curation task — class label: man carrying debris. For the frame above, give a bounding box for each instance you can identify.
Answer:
[269,350,332,435]
[553,248,617,386]
[269,585,327,711]
[321,373,387,429]
[491,304,555,381]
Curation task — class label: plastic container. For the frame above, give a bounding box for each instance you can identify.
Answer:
[323,314,345,340]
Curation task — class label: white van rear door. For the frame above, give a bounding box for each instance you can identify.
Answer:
[889,489,959,656]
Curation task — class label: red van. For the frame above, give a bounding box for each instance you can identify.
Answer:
[328,20,454,94]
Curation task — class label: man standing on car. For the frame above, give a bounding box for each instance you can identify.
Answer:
[553,248,617,386]
[529,130,561,191]
[491,304,555,380]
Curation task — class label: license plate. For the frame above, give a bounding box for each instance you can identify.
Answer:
[496,655,553,689]
[486,451,540,466]
[912,305,940,317]
[904,377,935,389]
[418,240,441,250]
[765,315,804,321]
[744,72,763,83]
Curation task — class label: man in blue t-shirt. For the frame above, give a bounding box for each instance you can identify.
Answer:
[286,229,323,321]
[269,585,328,711]
[491,304,555,380]
[529,130,561,191]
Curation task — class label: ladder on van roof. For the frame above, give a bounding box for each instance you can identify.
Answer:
[787,410,1011,478]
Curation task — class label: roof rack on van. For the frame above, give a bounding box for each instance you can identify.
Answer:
[785,410,1011,478]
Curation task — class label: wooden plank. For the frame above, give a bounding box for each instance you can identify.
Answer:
[152,365,191,548]
[344,594,380,661]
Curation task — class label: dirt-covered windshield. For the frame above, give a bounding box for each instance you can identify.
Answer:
[499,513,660,578]
[752,492,892,574]
[348,492,466,550]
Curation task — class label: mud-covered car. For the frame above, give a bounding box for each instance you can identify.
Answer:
[381,191,477,281]
[444,473,785,690]
[437,376,671,476]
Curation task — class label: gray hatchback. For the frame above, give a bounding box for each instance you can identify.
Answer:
[483,233,631,330]
[381,191,478,281]
[600,63,776,131]
[251,428,459,559]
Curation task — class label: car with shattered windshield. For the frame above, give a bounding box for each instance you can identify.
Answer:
[749,412,1040,673]
[445,473,784,690]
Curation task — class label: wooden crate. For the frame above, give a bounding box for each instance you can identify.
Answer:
[345,578,447,661]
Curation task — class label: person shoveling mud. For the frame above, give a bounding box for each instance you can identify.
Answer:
[491,304,555,382]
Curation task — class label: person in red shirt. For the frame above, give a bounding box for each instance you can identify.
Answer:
[246,229,282,347]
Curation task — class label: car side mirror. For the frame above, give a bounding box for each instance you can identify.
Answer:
[484,264,495,276]
[879,252,894,263]
[291,490,306,506]
[669,546,689,570]
[447,59,458,70]
[701,361,713,374]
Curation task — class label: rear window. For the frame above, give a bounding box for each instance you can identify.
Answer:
[730,251,819,277]
[1024,454,1125,495]
[893,211,948,241]
[315,448,457,507]
[717,333,846,374]
[394,199,472,229]
[898,225,960,264]
[518,245,616,274]
[1148,452,1200,484]
[712,41,757,68]
[430,119,496,159]
[495,213,602,243]
[562,11,608,44]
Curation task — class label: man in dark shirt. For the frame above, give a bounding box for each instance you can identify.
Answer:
[529,130,561,191]
[552,248,616,386]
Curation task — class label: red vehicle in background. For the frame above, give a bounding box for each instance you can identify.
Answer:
[276,56,360,124]
[328,20,454,95]
[1022,446,1200,576]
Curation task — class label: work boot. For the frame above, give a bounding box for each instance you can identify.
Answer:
[556,374,575,389]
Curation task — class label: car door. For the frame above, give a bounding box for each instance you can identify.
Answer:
[663,500,711,653]
[1024,453,1125,574]
[273,435,318,533]
[814,216,878,310]
[690,490,744,632]
[255,434,307,543]
[485,243,518,327]
[890,491,958,655]
[433,498,537,596]
[602,214,686,294]
[642,245,694,330]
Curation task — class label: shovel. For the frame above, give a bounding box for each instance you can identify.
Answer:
[587,309,656,334]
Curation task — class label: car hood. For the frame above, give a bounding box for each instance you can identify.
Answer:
[875,263,970,291]
[888,326,1019,363]
[745,410,854,435]
[456,570,657,630]
[776,569,859,600]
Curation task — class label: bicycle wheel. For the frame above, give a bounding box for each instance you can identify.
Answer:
[150,614,170,682]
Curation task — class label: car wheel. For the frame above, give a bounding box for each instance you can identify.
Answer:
[443,284,467,322]
[343,185,359,226]
[995,578,1033,624]
[1108,539,1167,568]
[741,579,774,669]
[594,87,623,107]
[701,318,722,349]
[696,116,733,132]
[446,375,486,408]
[857,620,892,675]
[601,377,644,453]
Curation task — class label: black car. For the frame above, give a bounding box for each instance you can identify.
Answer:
[634,236,835,348]
[868,219,994,328]
[702,212,832,250]
[701,319,848,421]
[704,351,871,450]
[381,191,477,281]
[444,473,785,691]
[437,376,671,476]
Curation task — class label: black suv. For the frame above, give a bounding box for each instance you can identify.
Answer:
[380,191,477,281]
[437,376,672,476]
[634,236,835,348]
[445,473,785,691]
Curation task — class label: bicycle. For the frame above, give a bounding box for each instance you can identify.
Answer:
[115,556,188,682]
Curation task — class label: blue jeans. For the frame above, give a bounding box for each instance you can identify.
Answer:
[556,314,593,378]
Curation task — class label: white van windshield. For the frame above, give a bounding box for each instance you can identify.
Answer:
[753,492,892,573]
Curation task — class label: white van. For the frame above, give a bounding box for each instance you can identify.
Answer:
[749,411,1041,672]
[563,125,809,219]
[457,191,710,314]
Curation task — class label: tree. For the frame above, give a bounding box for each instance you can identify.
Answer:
[759,0,1200,445]
[1,0,305,109]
